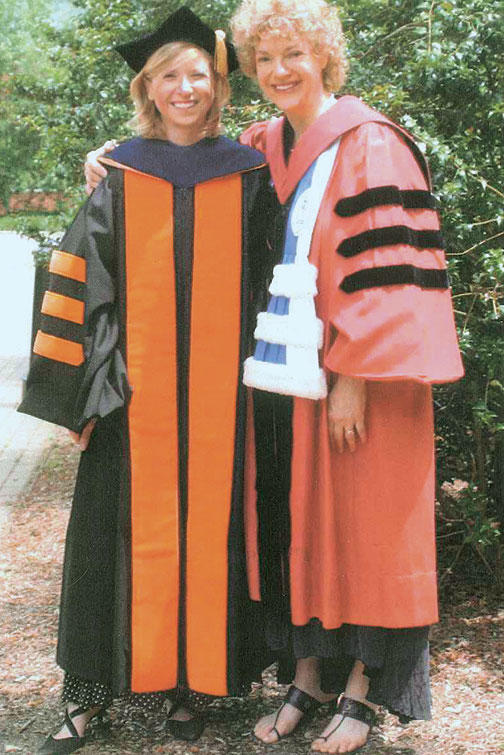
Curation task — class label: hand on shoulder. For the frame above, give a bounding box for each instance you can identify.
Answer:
[84,140,117,195]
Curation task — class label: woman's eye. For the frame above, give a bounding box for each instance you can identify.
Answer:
[163,73,176,79]
[257,56,270,63]
[288,51,302,58]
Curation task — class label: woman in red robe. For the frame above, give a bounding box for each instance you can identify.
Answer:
[231,0,464,752]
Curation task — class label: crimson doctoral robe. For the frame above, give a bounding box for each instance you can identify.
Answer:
[241,96,464,630]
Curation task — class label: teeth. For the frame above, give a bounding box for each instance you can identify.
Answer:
[172,102,196,108]
[274,84,298,91]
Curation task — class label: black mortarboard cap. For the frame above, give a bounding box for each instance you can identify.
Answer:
[115,6,239,74]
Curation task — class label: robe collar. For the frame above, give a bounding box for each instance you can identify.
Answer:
[266,95,413,204]
[100,135,265,188]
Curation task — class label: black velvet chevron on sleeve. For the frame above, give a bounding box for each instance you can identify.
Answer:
[334,186,437,217]
[337,226,444,258]
[340,264,450,293]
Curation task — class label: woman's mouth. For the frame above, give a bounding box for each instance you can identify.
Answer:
[171,101,197,109]
[272,82,300,92]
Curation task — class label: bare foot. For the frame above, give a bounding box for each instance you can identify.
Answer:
[311,710,372,753]
[312,659,378,753]
[254,689,336,744]
[52,703,101,740]
[254,657,337,744]
[254,702,304,744]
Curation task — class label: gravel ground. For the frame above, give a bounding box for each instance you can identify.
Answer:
[0,440,503,755]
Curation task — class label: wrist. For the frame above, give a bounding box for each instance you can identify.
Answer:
[335,374,365,388]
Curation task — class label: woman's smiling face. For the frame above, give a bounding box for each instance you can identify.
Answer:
[254,33,328,121]
[146,46,214,144]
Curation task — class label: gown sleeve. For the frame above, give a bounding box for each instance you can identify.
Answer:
[18,172,130,432]
[324,121,464,384]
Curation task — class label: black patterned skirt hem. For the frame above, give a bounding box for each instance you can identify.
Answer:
[62,673,172,712]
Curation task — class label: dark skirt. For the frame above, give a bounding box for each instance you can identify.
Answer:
[253,389,432,722]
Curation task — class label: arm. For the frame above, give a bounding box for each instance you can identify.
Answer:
[325,121,463,384]
[18,171,130,433]
[323,122,463,451]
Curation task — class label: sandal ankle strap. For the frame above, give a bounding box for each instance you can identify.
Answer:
[285,685,322,714]
[67,705,94,719]
[337,696,376,727]
[63,708,83,739]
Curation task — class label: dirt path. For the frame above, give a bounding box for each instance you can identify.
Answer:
[0,440,503,754]
[0,231,59,523]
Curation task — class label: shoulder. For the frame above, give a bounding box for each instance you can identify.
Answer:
[336,104,429,186]
[349,120,409,149]
[333,95,415,152]
[104,137,147,163]
[334,94,387,121]
[212,135,265,168]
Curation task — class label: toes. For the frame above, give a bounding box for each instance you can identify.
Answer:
[253,715,272,736]
[312,715,371,754]
[320,740,338,754]
[253,717,279,744]
[254,727,279,744]
[253,725,267,741]
[336,737,353,753]
[263,729,279,744]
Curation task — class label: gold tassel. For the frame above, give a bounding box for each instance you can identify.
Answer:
[214,30,228,77]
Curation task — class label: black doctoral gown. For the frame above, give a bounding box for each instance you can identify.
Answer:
[18,135,275,697]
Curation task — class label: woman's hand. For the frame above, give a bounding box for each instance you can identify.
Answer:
[69,419,97,451]
[84,140,117,195]
[327,375,367,453]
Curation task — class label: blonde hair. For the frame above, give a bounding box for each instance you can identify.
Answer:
[129,41,230,139]
[231,0,348,92]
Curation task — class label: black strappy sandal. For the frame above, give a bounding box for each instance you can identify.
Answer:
[255,684,324,744]
[312,695,376,754]
[166,699,205,741]
[38,705,105,754]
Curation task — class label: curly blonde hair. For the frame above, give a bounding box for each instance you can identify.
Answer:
[231,0,348,92]
[129,42,230,139]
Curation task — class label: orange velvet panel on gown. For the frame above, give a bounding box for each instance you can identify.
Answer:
[124,169,247,694]
[186,175,243,694]
[124,170,180,692]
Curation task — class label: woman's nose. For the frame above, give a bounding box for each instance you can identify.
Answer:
[178,76,193,93]
[273,58,288,75]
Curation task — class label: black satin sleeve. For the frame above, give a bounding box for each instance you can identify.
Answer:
[18,171,131,432]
